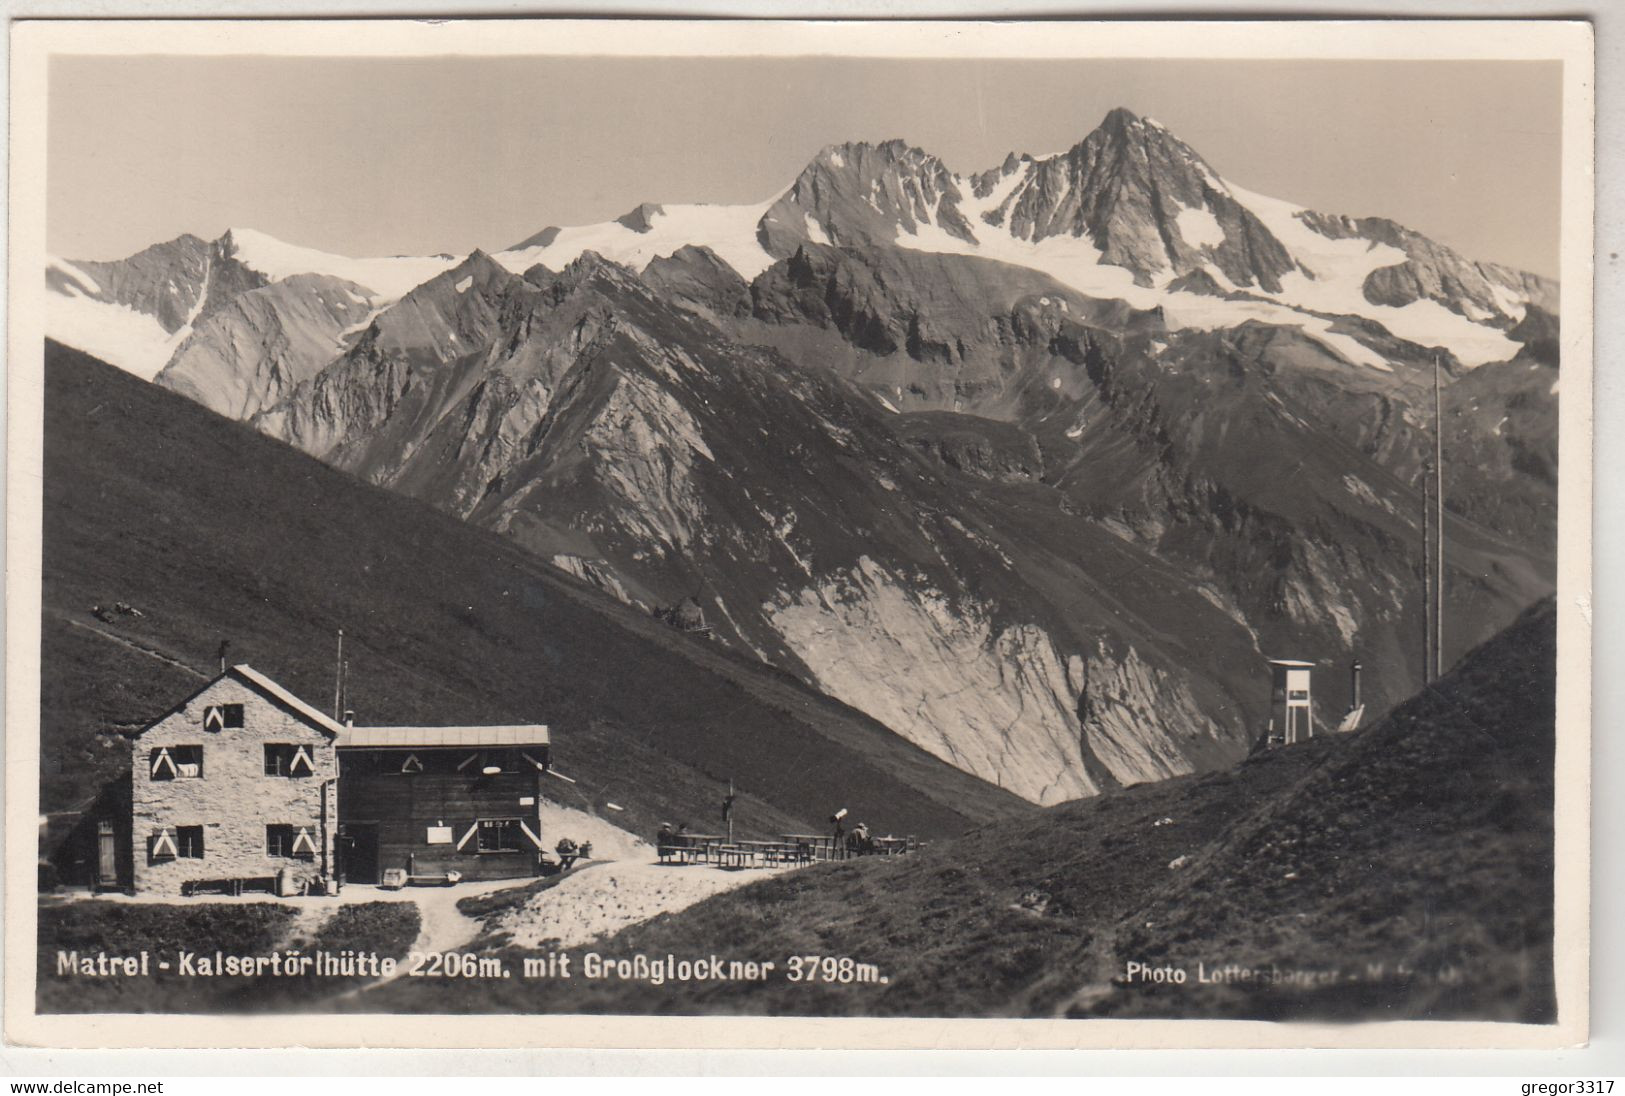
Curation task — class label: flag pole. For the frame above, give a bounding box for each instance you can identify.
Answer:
[1422,460,1432,685]
[727,780,735,844]
[333,629,344,720]
[1434,353,1445,679]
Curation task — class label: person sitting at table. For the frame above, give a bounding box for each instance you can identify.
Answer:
[657,822,675,854]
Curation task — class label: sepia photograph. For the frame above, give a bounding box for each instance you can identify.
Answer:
[4,17,1594,1051]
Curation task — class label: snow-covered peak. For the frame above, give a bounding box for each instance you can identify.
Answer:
[220,227,460,301]
[496,195,784,282]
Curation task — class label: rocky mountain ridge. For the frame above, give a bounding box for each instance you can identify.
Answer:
[42,107,1559,806]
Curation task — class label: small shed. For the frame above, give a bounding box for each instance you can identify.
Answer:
[1267,659,1315,745]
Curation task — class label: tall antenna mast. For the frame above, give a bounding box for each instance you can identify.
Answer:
[333,628,345,720]
[1434,353,1445,679]
[1422,459,1432,685]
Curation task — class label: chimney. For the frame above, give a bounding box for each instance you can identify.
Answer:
[1349,659,1363,712]
[344,710,355,728]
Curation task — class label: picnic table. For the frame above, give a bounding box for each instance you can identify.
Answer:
[657,834,728,865]
[739,839,809,865]
[781,834,839,862]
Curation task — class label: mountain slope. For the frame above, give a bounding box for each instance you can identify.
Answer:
[154,273,379,418]
[246,253,1266,804]
[361,596,1554,1021]
[40,339,1033,856]
[485,108,1553,371]
[43,105,1559,811]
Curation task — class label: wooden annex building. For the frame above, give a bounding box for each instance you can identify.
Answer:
[95,664,552,895]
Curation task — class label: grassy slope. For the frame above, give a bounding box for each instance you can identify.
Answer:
[360,600,1554,1021]
[40,340,1031,854]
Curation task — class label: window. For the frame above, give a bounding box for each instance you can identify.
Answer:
[176,826,205,859]
[151,825,204,862]
[202,703,244,733]
[476,819,524,853]
[150,745,203,781]
[267,824,318,859]
[264,743,316,777]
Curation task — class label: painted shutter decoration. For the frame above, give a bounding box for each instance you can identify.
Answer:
[455,822,480,850]
[289,745,315,776]
[150,828,178,860]
[150,747,177,779]
[400,753,424,774]
[518,821,545,849]
[291,827,318,856]
[203,705,226,733]
[456,754,479,772]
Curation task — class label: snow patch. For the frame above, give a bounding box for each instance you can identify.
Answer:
[454,275,473,293]
[803,215,831,246]
[226,228,460,301]
[496,190,786,282]
[45,290,184,380]
[1174,204,1225,250]
[1221,183,1520,367]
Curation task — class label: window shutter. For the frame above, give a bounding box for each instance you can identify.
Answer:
[289,746,315,776]
[150,748,177,779]
[400,754,424,774]
[149,828,177,861]
[292,827,318,857]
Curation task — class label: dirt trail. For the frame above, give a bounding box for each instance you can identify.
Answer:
[495,858,790,949]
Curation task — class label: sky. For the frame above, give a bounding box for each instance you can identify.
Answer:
[48,55,1563,278]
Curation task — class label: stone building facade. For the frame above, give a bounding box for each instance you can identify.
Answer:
[128,665,340,895]
[111,664,552,896]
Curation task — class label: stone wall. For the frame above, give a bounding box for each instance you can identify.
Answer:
[130,673,337,895]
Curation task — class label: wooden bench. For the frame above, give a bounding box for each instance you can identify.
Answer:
[181,876,275,897]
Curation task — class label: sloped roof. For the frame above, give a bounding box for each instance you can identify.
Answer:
[129,663,345,739]
[335,725,550,748]
[129,664,546,747]
[231,664,348,736]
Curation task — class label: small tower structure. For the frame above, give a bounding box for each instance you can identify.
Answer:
[1267,659,1315,745]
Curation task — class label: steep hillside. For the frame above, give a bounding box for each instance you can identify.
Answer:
[244,251,1275,803]
[362,598,1554,1022]
[40,340,1033,862]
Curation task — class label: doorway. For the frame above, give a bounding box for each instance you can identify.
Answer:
[338,823,379,885]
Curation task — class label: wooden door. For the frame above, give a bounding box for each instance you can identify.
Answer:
[96,821,116,887]
[339,823,379,885]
